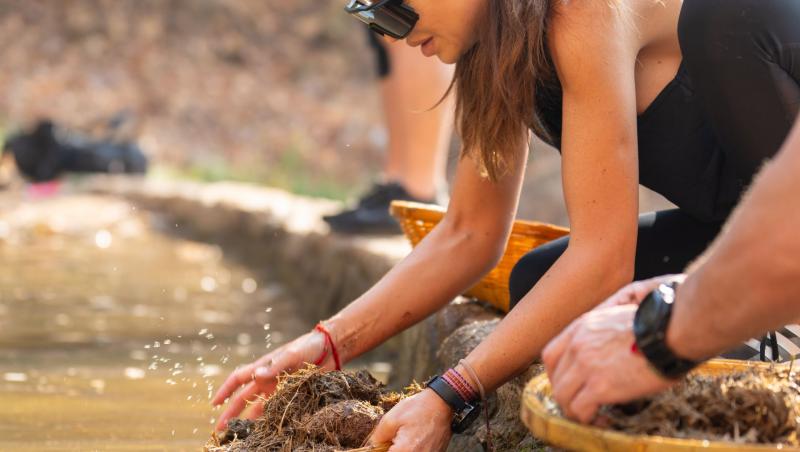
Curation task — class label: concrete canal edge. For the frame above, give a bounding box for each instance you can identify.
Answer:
[79,175,542,451]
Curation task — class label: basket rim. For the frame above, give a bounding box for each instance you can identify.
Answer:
[521,359,800,451]
[389,200,570,234]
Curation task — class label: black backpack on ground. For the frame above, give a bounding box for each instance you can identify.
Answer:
[2,118,148,182]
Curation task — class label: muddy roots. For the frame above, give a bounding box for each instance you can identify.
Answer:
[206,365,421,452]
[547,366,800,446]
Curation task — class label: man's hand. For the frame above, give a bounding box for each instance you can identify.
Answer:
[541,276,683,423]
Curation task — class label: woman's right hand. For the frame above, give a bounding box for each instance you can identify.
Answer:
[210,330,328,430]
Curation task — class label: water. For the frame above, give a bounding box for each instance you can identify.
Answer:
[0,195,307,451]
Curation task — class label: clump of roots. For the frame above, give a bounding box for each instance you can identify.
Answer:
[206,365,421,452]
[547,366,800,445]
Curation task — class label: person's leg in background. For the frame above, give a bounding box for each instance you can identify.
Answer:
[324,32,455,234]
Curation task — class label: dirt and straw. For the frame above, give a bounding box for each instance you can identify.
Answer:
[544,365,800,446]
[205,365,421,452]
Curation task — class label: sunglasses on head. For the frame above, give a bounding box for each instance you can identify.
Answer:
[345,0,419,40]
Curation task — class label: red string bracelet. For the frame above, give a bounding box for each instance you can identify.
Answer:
[313,323,341,370]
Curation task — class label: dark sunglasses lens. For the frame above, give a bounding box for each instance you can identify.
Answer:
[348,1,418,39]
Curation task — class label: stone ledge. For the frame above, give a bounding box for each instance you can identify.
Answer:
[79,176,410,321]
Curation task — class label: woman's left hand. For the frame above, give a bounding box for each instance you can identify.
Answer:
[369,388,453,452]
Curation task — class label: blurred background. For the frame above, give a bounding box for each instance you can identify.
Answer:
[0,0,386,200]
[0,1,674,450]
[0,0,673,222]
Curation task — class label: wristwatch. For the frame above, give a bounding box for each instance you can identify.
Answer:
[425,375,482,433]
[633,281,699,379]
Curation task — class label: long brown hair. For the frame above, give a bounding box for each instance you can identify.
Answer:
[452,0,556,181]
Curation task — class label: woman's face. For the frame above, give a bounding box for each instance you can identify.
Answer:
[402,0,485,63]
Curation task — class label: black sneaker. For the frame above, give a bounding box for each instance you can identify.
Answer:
[323,181,439,235]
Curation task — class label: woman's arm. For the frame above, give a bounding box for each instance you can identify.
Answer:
[460,1,643,391]
[329,146,529,362]
[213,148,527,428]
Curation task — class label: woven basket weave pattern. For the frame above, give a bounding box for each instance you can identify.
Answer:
[390,201,569,312]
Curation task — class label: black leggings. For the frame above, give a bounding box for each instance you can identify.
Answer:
[509,0,800,309]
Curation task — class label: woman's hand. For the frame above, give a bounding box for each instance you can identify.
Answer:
[211,330,328,430]
[369,389,453,452]
[542,275,684,423]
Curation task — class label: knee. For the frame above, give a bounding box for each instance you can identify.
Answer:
[508,246,562,308]
[509,255,540,309]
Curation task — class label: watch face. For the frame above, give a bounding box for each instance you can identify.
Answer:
[634,292,661,336]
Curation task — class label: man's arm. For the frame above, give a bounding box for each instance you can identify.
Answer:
[667,118,800,359]
[543,116,800,423]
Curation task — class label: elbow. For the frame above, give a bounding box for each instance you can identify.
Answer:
[596,248,635,295]
[439,213,509,273]
[566,241,635,296]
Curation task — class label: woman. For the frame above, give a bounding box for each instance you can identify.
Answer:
[213,0,800,449]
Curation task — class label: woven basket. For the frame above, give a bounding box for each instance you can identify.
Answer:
[389,200,569,312]
[521,359,799,451]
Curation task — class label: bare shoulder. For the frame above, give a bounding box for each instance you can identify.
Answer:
[547,0,644,88]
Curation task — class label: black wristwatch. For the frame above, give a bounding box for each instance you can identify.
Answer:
[633,281,699,379]
[425,375,481,433]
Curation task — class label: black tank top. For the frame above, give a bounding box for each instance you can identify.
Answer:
[534,62,743,222]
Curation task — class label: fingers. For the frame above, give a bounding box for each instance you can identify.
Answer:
[549,357,584,417]
[369,412,399,447]
[243,398,266,421]
[215,381,260,430]
[387,428,416,452]
[569,384,602,424]
[542,320,578,373]
[212,363,256,406]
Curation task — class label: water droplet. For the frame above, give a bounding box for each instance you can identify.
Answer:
[237,333,251,346]
[165,379,177,385]
[95,230,112,249]
[90,379,106,394]
[4,372,27,382]
[163,339,172,345]
[200,276,217,292]
[202,365,221,378]
[124,368,146,380]
[198,329,208,336]
[241,278,257,294]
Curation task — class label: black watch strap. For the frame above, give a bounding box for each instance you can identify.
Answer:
[425,375,481,433]
[427,375,467,412]
[634,282,699,379]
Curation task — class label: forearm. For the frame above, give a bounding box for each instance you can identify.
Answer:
[667,123,800,360]
[327,219,505,364]
[464,246,633,391]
